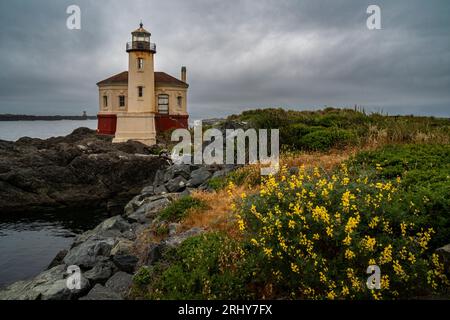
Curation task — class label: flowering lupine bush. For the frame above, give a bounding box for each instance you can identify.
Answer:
[235,164,449,299]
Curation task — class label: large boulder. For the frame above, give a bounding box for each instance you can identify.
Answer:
[63,238,116,269]
[0,128,169,213]
[165,176,187,193]
[79,284,122,300]
[84,261,118,285]
[126,194,175,223]
[187,167,212,187]
[72,216,133,247]
[0,265,89,300]
[112,255,139,273]
[163,164,191,181]
[105,272,133,298]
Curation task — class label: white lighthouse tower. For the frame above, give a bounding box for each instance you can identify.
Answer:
[113,23,157,145]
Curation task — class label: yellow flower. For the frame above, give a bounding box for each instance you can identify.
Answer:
[288,220,296,229]
[263,247,273,258]
[381,275,390,290]
[327,290,336,300]
[369,216,380,229]
[361,236,376,252]
[343,234,352,246]
[345,249,356,260]
[400,222,407,236]
[326,226,334,237]
[291,263,300,273]
[379,245,393,265]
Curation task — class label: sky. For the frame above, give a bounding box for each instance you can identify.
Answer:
[0,0,449,119]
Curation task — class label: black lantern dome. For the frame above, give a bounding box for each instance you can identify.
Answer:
[126,22,156,53]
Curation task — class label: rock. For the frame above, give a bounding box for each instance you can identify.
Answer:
[140,185,154,196]
[111,239,134,256]
[106,199,125,216]
[84,261,118,285]
[436,244,450,274]
[0,128,169,213]
[105,272,133,298]
[163,164,191,181]
[165,176,187,193]
[113,255,139,273]
[169,223,181,236]
[47,249,68,270]
[95,215,131,234]
[187,167,212,187]
[154,184,168,195]
[72,216,132,246]
[145,228,205,266]
[128,195,172,219]
[163,227,205,248]
[79,284,122,300]
[63,238,116,269]
[212,170,227,179]
[152,170,166,187]
[0,265,89,300]
[145,243,163,266]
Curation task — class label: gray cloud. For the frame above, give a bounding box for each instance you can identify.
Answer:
[0,0,449,118]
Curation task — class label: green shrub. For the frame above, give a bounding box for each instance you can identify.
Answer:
[133,266,152,286]
[146,233,254,300]
[349,144,450,247]
[235,166,449,299]
[207,176,228,191]
[158,196,207,222]
[298,128,358,151]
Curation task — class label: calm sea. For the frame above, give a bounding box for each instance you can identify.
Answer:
[0,120,103,289]
[0,120,98,141]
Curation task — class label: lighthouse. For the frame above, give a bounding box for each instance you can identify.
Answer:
[112,23,157,145]
[96,23,189,145]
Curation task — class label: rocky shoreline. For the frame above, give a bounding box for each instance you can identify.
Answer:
[0,161,234,300]
[0,128,169,213]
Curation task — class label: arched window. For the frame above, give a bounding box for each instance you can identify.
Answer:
[158,94,169,114]
[103,96,108,109]
[177,96,183,109]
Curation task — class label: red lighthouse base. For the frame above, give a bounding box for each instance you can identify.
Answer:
[97,114,117,135]
[97,113,188,136]
[155,114,189,133]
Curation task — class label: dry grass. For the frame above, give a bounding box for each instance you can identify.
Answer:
[181,147,360,236]
[181,186,247,238]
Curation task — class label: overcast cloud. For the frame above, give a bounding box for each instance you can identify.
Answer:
[0,0,449,119]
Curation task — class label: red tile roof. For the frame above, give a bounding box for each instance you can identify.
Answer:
[97,71,188,88]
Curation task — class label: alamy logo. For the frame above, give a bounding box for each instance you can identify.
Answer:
[366,265,381,290]
[66,5,81,30]
[366,5,382,30]
[171,121,280,175]
[66,265,81,290]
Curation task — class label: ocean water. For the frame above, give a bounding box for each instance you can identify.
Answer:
[0,120,104,289]
[0,120,98,141]
[0,210,109,289]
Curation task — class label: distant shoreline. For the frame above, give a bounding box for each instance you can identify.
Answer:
[0,114,97,121]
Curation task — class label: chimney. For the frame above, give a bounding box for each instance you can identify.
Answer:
[181,66,187,83]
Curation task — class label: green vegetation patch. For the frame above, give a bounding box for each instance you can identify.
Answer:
[158,196,207,222]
